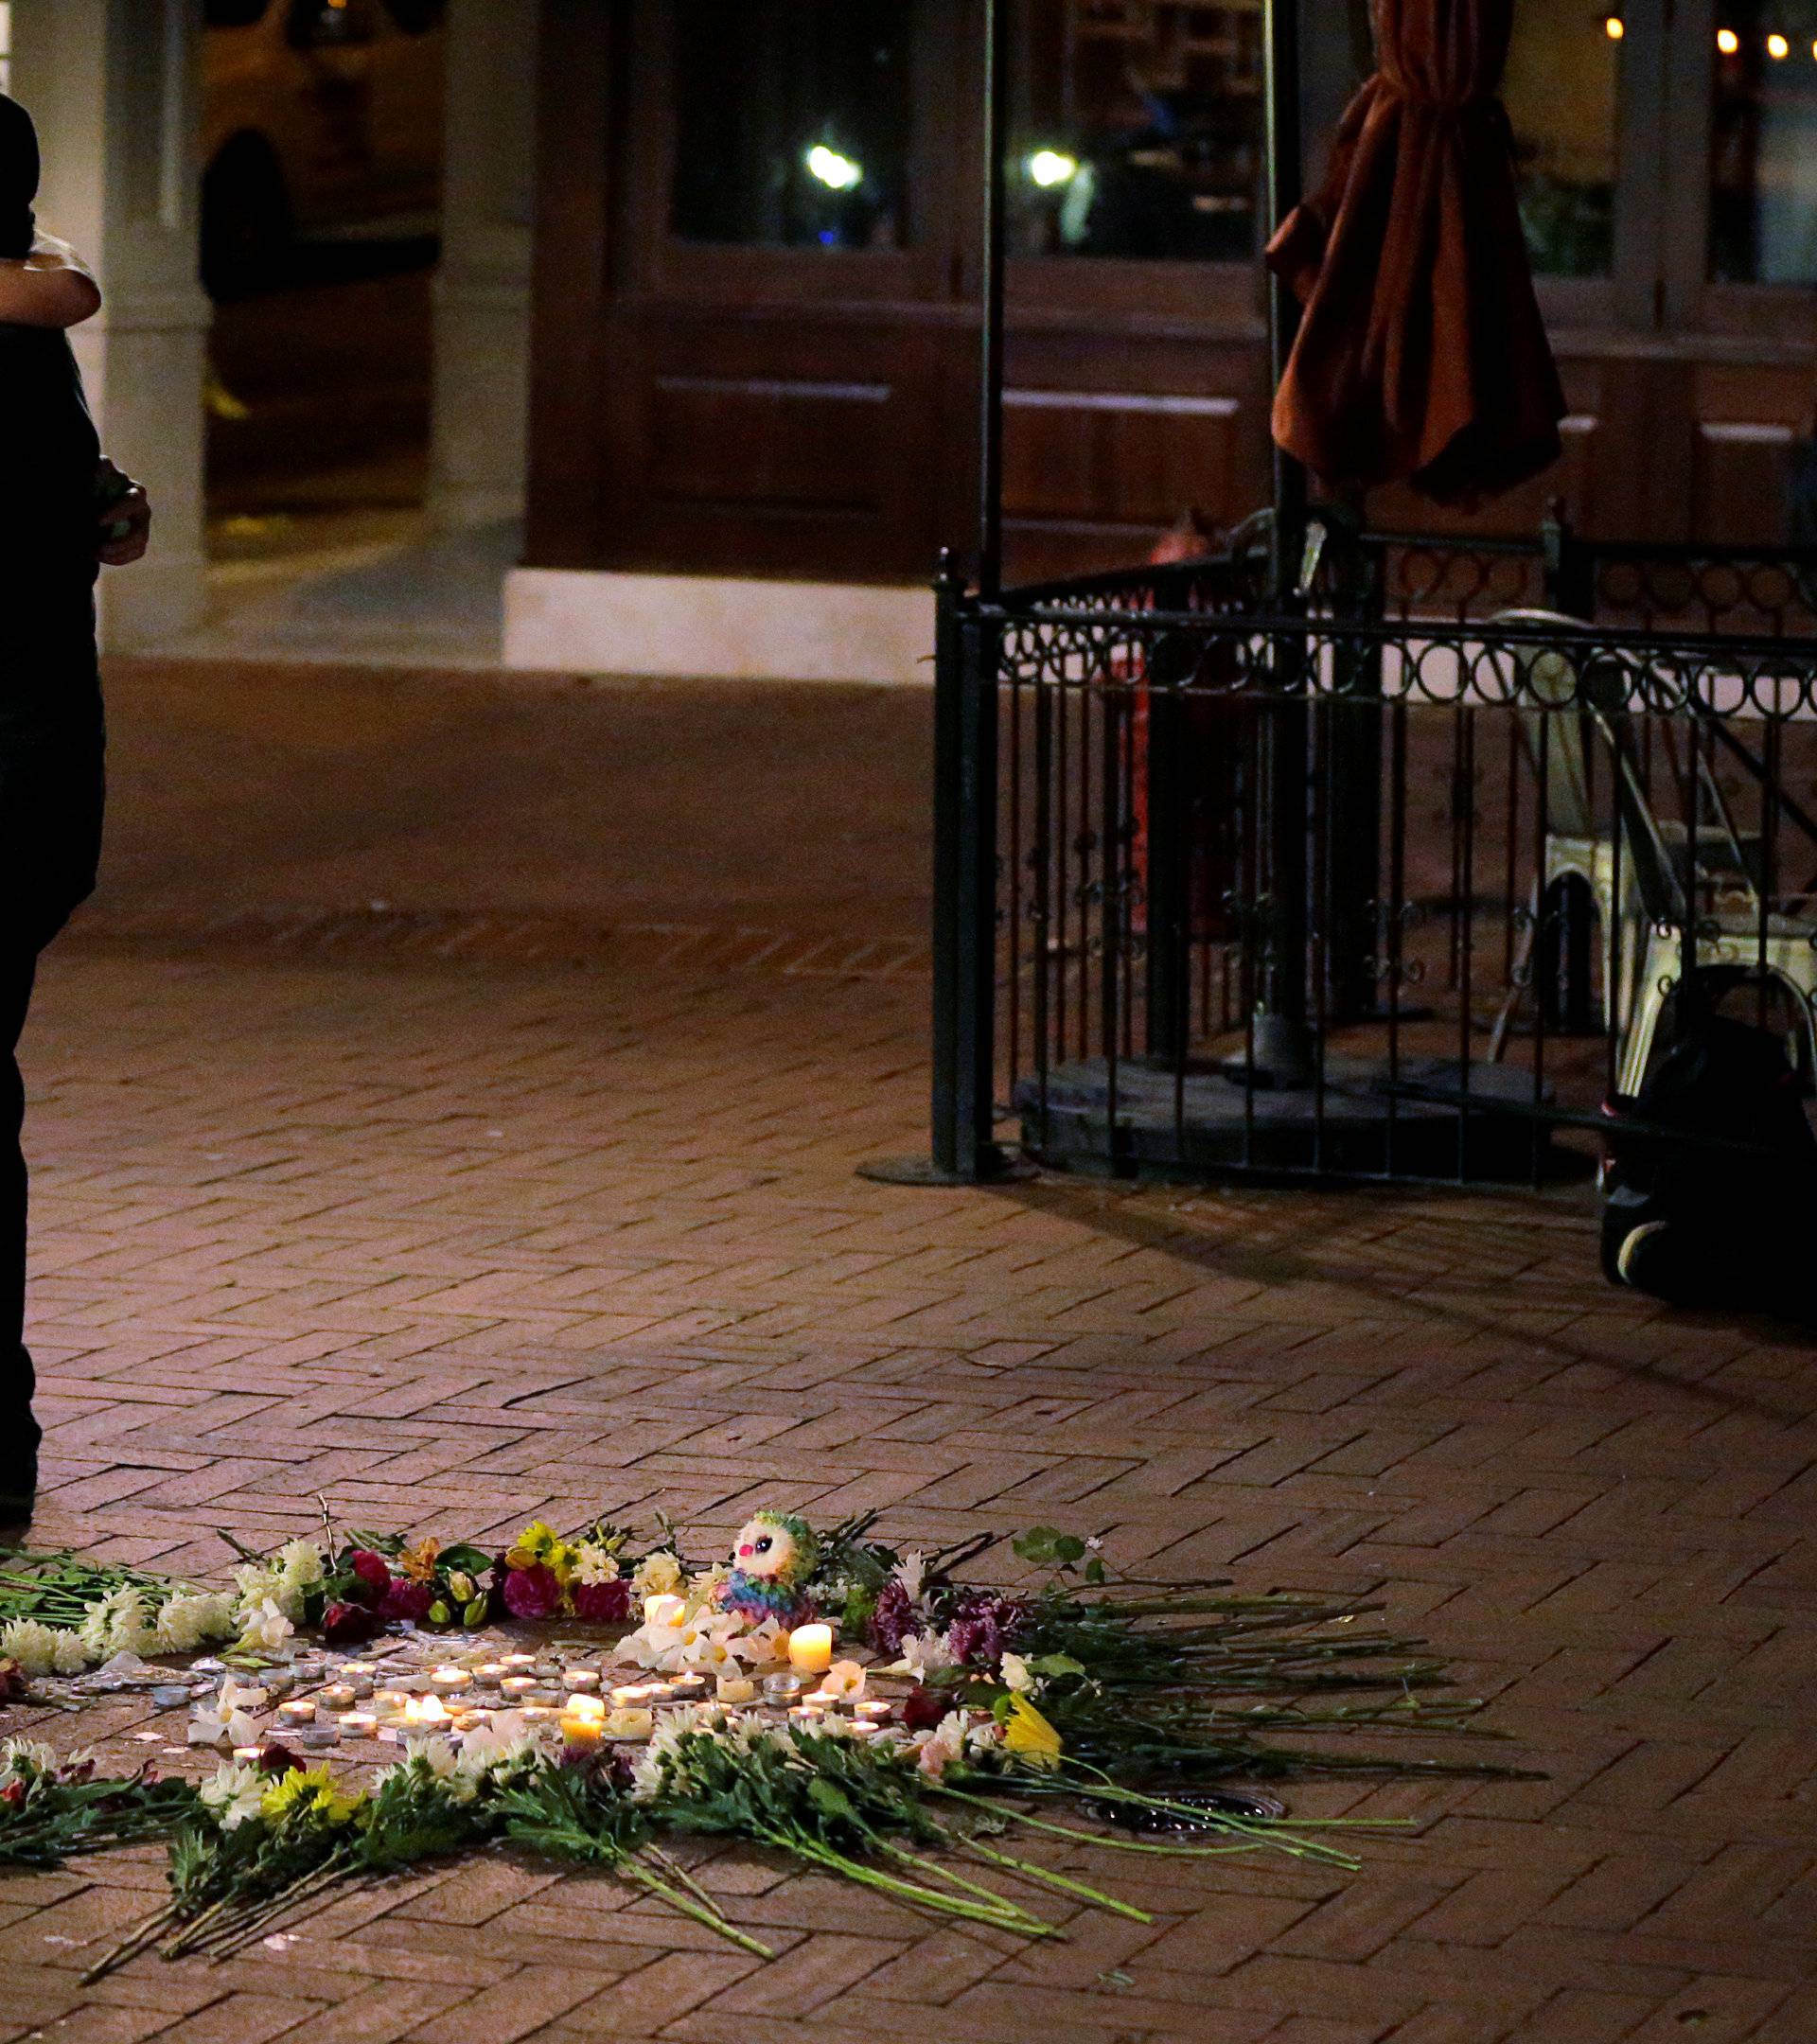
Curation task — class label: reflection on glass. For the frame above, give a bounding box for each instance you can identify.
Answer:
[1503,0,1619,276]
[1011,0,1264,262]
[1710,2,1817,282]
[669,3,913,251]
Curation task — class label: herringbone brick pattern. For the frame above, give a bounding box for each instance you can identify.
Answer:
[0,659,1810,2041]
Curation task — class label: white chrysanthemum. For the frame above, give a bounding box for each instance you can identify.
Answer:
[455,1719,540,1782]
[404,1734,460,1781]
[630,1551,683,1600]
[1,1619,62,1677]
[571,1543,619,1587]
[154,1592,236,1655]
[199,1760,266,1829]
[0,1736,58,1780]
[86,1588,160,1658]
[628,1744,667,1803]
[51,1630,90,1676]
[276,1539,326,1591]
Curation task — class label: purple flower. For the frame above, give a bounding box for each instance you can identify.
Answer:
[501,1562,563,1621]
[379,1578,435,1624]
[945,1611,1004,1668]
[868,1580,914,1654]
[572,1578,632,1624]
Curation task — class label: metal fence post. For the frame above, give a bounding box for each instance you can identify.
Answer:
[928,556,1002,1181]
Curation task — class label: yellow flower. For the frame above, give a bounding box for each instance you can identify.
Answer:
[504,1521,560,1572]
[259,1765,365,1828]
[1002,1696,1063,1769]
[397,1537,441,1585]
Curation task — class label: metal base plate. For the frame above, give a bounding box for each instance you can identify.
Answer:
[856,1148,1037,1189]
[1015,1054,1551,1185]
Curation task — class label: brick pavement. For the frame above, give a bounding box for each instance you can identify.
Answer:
[0,661,1810,2041]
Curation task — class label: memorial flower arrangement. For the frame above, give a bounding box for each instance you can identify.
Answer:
[0,1507,1526,1978]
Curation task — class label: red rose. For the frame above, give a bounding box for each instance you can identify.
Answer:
[0,1778,24,1808]
[901,1685,946,1732]
[322,1600,381,1647]
[257,1741,304,1777]
[379,1578,435,1624]
[572,1578,632,1624]
[348,1550,392,1601]
[501,1562,563,1621]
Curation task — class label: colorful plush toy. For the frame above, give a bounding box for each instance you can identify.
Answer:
[717,1509,820,1628]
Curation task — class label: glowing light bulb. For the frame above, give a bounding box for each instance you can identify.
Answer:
[1769,30,1791,57]
[1717,26,1740,52]
[1028,148,1080,188]
[805,145,863,192]
[1603,15,1624,38]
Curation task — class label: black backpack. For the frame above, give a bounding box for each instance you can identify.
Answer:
[1601,1008,1817,1309]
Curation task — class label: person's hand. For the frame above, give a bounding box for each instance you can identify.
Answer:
[95,458,150,567]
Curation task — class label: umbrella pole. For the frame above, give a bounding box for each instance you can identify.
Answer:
[1254,0,1315,1084]
[978,0,1010,601]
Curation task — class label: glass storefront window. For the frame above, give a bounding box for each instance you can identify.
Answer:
[669,4,914,252]
[1010,0,1265,263]
[1504,0,1621,276]
[1709,3,1817,283]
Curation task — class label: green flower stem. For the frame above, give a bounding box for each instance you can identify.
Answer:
[202,1858,359,1962]
[81,1901,179,1983]
[779,1834,1059,1937]
[957,1834,1153,1922]
[621,1859,774,1960]
[873,1840,1055,1931]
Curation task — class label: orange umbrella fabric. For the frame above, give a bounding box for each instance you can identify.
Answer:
[1264,0,1566,507]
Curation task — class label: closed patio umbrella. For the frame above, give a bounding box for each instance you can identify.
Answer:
[1265,0,1565,506]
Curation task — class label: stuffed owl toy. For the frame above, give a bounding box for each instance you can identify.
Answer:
[717,1510,820,1627]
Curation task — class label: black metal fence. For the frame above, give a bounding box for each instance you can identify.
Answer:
[927,523,1817,1186]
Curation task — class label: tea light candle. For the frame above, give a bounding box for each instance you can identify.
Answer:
[340,1712,378,1737]
[564,1669,600,1692]
[672,1673,706,1695]
[609,1684,644,1705]
[500,1676,538,1701]
[518,1704,556,1722]
[788,1701,827,1724]
[277,1700,316,1725]
[501,1652,537,1670]
[561,1696,606,1748]
[375,1689,411,1711]
[471,1664,506,1690]
[855,1700,890,1721]
[644,1594,685,1628]
[346,1672,374,1699]
[232,1746,263,1764]
[403,1696,450,1728]
[788,1624,834,1677]
[430,1667,471,1695]
[644,1682,677,1703]
[320,1684,358,1712]
[716,1675,757,1704]
[763,1673,803,1704]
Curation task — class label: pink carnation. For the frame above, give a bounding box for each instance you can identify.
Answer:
[572,1578,632,1624]
[501,1562,563,1621]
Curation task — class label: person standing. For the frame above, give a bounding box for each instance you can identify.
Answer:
[0,93,150,1520]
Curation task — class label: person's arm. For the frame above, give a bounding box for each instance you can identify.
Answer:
[0,233,101,329]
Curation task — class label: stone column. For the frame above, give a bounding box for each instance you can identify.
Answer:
[429,0,539,530]
[13,0,209,649]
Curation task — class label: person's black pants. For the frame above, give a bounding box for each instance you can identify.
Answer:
[0,702,105,1489]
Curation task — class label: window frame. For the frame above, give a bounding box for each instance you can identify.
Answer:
[628,0,961,308]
